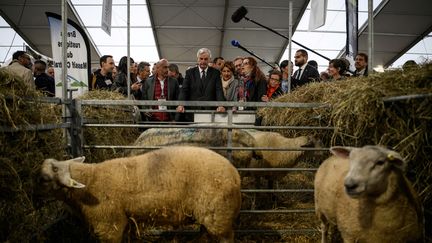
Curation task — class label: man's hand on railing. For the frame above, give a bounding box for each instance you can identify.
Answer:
[176,105,185,113]
[216,106,226,112]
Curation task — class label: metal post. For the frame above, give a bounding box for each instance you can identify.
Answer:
[61,0,67,100]
[288,1,293,93]
[227,108,233,162]
[368,0,374,74]
[71,99,83,157]
[127,0,131,99]
[61,0,69,152]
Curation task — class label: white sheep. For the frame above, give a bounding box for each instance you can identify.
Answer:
[244,129,322,188]
[314,145,424,243]
[130,127,260,167]
[40,146,241,243]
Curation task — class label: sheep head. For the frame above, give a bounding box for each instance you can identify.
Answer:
[40,157,86,190]
[330,145,405,198]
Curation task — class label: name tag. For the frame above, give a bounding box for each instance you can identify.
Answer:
[158,98,167,110]
[105,79,112,85]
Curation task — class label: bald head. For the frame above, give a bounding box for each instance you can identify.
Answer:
[156,59,169,79]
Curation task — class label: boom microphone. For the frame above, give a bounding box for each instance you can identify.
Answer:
[231,6,248,23]
[231,40,275,69]
[231,6,331,61]
[231,40,241,47]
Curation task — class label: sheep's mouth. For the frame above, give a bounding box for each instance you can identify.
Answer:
[345,188,364,198]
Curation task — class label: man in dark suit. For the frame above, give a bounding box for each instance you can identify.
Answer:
[142,59,179,122]
[176,48,225,122]
[33,60,55,97]
[292,49,320,90]
[353,52,368,77]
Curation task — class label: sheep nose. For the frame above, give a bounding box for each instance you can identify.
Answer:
[344,180,358,193]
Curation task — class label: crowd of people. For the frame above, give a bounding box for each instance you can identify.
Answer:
[0,48,417,123]
[85,47,375,122]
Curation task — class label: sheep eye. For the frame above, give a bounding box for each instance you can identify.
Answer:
[375,160,385,166]
[52,166,58,172]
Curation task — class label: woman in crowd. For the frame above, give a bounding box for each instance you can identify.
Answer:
[239,57,267,103]
[240,57,267,126]
[327,58,347,81]
[261,70,284,102]
[220,61,240,101]
[111,56,138,96]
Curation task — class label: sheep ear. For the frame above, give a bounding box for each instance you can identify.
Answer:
[70,156,85,163]
[386,151,406,171]
[330,146,354,159]
[58,173,86,188]
[69,178,86,188]
[55,161,86,188]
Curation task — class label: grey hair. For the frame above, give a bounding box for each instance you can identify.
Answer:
[137,61,150,72]
[156,58,168,68]
[197,48,212,59]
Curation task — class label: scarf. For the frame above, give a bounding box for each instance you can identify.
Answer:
[221,75,234,98]
[239,75,253,101]
[266,84,280,99]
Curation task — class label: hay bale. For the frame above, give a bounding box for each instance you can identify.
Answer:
[0,69,66,241]
[78,90,140,163]
[259,63,432,237]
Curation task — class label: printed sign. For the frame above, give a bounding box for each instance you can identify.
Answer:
[47,12,91,98]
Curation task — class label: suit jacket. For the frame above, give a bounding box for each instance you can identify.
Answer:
[142,76,179,120]
[246,78,267,102]
[292,64,319,89]
[178,66,225,102]
[142,76,179,101]
[35,73,55,97]
[354,67,368,77]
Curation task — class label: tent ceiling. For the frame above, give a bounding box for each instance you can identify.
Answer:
[358,0,432,68]
[1,0,430,72]
[0,0,100,64]
[147,0,309,72]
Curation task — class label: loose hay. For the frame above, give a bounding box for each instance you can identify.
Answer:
[259,63,432,239]
[0,69,67,241]
[78,90,140,163]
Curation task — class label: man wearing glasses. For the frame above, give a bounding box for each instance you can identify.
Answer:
[1,51,34,88]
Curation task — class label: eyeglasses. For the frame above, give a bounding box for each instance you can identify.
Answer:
[269,77,280,82]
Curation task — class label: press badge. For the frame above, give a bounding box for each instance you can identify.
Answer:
[158,98,167,110]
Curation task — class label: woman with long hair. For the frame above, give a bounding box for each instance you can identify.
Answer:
[239,57,267,103]
[111,56,137,96]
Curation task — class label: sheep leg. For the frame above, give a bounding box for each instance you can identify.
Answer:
[266,176,280,208]
[266,176,275,189]
[217,229,235,243]
[318,213,329,243]
[254,175,263,189]
[90,214,128,243]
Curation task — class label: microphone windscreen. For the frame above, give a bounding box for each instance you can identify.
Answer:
[231,6,248,23]
[231,40,240,47]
